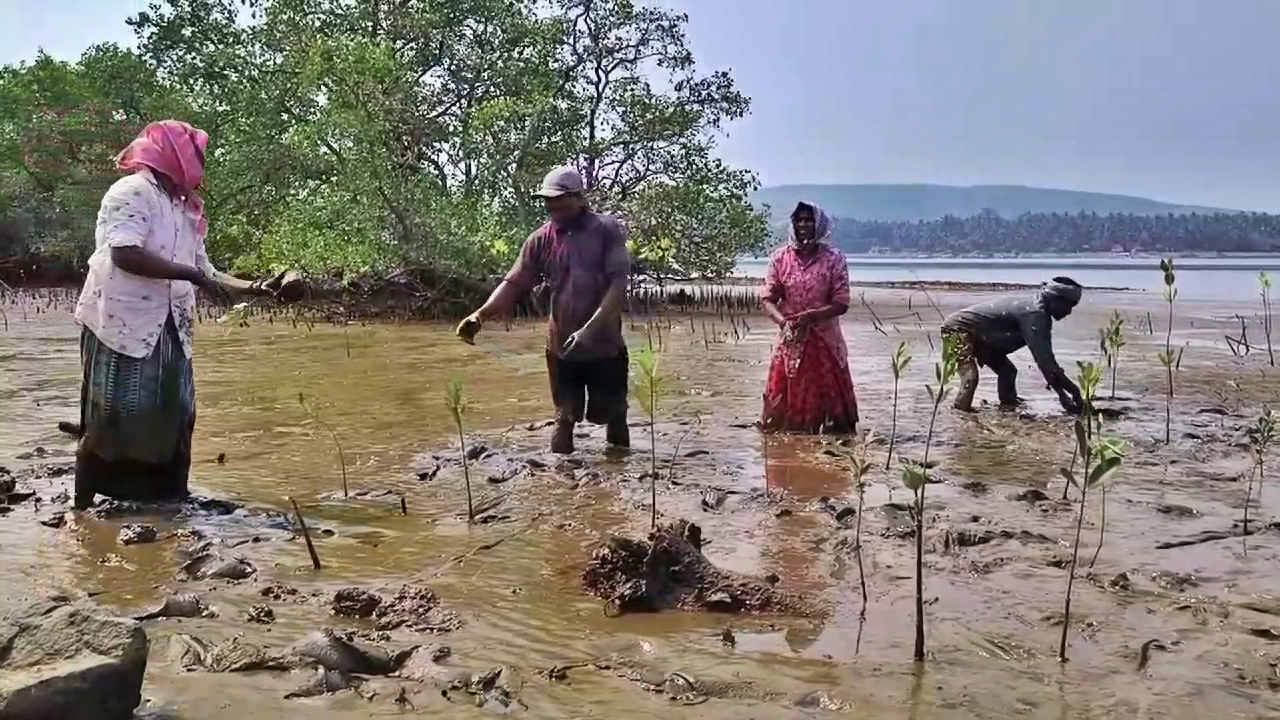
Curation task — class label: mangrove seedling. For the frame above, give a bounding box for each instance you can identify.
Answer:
[843,430,877,618]
[1158,259,1179,443]
[1057,361,1125,662]
[1100,310,1126,399]
[298,393,349,498]
[632,339,667,529]
[1243,408,1277,550]
[445,378,475,523]
[886,342,913,470]
[901,333,959,663]
[1261,271,1275,367]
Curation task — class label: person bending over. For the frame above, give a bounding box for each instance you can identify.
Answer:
[940,277,1085,415]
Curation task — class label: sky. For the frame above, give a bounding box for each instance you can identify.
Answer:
[5,0,1280,211]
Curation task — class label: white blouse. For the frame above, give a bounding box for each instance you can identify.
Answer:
[73,169,216,359]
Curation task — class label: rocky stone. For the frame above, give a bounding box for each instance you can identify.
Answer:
[118,524,159,546]
[0,596,149,720]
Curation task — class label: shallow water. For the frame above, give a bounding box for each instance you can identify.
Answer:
[3,287,1280,719]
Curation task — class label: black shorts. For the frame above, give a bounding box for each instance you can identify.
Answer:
[546,349,629,425]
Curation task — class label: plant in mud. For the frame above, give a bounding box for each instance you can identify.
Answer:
[1261,271,1275,368]
[1157,258,1182,444]
[1057,361,1126,662]
[900,334,959,663]
[632,339,667,529]
[1242,408,1277,550]
[298,393,349,498]
[445,377,475,523]
[886,342,913,470]
[1099,310,1126,399]
[841,430,877,617]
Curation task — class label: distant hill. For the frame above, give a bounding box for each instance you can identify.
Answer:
[752,184,1234,222]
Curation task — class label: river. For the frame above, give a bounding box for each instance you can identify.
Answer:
[2,286,1280,718]
[736,255,1280,302]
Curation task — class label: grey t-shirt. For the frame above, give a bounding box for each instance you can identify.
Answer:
[942,295,1063,382]
[504,211,630,361]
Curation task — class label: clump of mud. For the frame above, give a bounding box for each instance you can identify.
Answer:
[581,520,821,616]
[331,584,463,633]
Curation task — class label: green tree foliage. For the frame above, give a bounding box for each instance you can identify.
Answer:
[1,0,769,280]
[0,45,188,263]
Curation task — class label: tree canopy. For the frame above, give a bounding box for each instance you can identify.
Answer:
[1,0,769,280]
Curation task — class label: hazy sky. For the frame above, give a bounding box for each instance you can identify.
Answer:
[6,0,1280,210]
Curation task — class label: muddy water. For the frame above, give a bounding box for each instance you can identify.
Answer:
[3,288,1280,719]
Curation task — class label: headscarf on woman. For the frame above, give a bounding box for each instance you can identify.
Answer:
[115,120,210,237]
[787,201,833,246]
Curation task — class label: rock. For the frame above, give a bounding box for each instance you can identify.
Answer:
[486,461,524,485]
[394,645,468,685]
[1152,571,1199,592]
[700,488,727,513]
[684,449,710,458]
[1012,489,1050,504]
[134,594,214,621]
[0,476,15,495]
[260,584,304,602]
[284,667,365,699]
[0,596,148,720]
[961,481,990,494]
[118,524,159,546]
[287,629,414,675]
[37,512,65,529]
[1108,572,1133,592]
[244,605,275,625]
[332,588,382,619]
[179,553,256,581]
[464,443,489,462]
[1156,503,1201,518]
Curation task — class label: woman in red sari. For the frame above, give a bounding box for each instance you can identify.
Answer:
[759,201,858,434]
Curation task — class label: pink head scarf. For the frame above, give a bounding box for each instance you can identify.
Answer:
[115,120,210,237]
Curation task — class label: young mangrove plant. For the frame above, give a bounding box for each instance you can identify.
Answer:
[1243,408,1277,552]
[1100,310,1126,399]
[298,393,349,498]
[632,339,666,529]
[842,430,877,617]
[886,342,913,470]
[445,378,475,523]
[1057,361,1125,662]
[900,334,959,663]
[1158,258,1180,443]
[1260,271,1275,367]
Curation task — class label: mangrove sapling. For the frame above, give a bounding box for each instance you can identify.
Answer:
[1101,310,1127,399]
[632,340,667,529]
[886,342,913,470]
[1057,361,1126,663]
[1158,259,1179,444]
[1261,272,1275,367]
[842,431,877,618]
[1242,409,1277,552]
[900,334,960,663]
[445,378,475,523]
[298,393,349,498]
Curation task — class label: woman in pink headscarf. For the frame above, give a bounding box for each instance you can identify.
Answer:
[71,120,285,508]
[759,201,859,434]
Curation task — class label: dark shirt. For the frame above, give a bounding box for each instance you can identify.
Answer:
[505,210,630,361]
[942,295,1064,382]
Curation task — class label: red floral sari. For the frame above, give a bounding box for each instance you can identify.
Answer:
[759,241,858,434]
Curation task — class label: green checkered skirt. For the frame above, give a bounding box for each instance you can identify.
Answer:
[79,316,195,467]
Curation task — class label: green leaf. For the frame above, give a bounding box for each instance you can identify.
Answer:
[1087,455,1122,488]
[901,465,927,492]
[1074,420,1089,458]
[1059,467,1078,488]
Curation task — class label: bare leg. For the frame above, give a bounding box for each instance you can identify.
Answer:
[954,357,980,412]
[988,355,1022,407]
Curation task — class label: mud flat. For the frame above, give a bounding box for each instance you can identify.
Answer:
[1,286,1279,718]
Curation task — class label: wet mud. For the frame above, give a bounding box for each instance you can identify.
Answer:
[3,286,1280,718]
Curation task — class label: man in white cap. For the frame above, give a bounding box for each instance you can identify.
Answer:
[456,166,631,454]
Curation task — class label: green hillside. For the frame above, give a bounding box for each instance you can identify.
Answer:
[753,184,1233,222]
